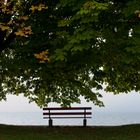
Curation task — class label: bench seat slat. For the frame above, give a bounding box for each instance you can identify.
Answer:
[43,107,91,110]
[43,112,91,115]
[43,117,92,119]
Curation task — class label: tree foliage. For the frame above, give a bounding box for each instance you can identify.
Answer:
[0,0,140,107]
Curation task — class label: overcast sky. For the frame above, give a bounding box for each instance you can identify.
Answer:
[0,91,140,112]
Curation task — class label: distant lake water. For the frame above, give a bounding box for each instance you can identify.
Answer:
[0,112,140,126]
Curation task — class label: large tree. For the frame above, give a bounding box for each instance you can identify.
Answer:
[0,0,140,107]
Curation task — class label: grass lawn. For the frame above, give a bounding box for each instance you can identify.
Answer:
[0,124,140,140]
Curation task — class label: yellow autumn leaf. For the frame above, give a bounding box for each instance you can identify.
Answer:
[0,24,10,31]
[30,3,48,12]
[15,30,26,37]
[38,3,46,11]
[34,50,50,62]
[15,26,33,37]
[19,16,29,21]
[7,20,15,25]
[30,5,37,12]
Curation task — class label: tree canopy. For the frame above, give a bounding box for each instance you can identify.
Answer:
[0,0,140,107]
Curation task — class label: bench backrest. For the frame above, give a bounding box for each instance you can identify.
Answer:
[43,107,92,119]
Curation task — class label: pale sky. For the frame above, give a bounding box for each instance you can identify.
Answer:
[0,91,140,112]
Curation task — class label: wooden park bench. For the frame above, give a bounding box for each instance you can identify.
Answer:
[43,107,92,127]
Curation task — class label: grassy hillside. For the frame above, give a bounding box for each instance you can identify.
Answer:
[0,124,140,140]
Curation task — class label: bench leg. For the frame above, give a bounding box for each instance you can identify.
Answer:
[49,119,53,127]
[83,119,87,127]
